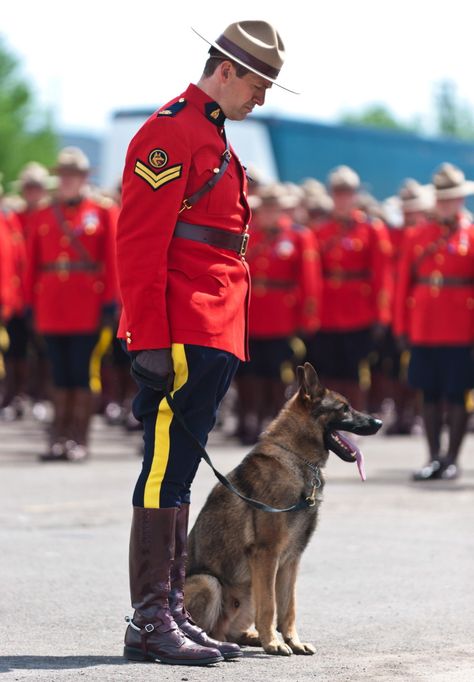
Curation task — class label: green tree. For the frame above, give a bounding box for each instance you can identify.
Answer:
[339,104,420,133]
[434,79,474,140]
[0,36,58,189]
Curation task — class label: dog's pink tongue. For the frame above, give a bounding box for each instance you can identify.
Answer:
[355,448,366,482]
[337,431,366,482]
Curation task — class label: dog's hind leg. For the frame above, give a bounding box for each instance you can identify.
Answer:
[276,559,316,655]
[249,549,292,655]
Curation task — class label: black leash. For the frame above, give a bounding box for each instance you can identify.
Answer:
[163,389,319,514]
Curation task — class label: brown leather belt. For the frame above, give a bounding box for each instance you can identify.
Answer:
[174,221,249,256]
[415,275,474,287]
[41,261,100,273]
[253,278,294,290]
[323,270,370,281]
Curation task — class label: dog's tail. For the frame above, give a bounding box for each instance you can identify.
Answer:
[185,573,223,635]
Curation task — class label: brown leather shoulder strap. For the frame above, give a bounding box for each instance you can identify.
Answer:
[51,203,94,264]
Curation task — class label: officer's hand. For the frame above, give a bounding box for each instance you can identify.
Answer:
[131,348,175,392]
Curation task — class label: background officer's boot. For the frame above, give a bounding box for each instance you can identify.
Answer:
[413,402,444,480]
[169,503,242,660]
[441,403,468,479]
[124,507,223,666]
[65,388,93,462]
[40,388,72,461]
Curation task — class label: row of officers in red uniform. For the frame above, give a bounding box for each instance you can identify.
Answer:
[0,148,473,481]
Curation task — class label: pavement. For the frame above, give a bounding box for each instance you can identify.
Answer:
[1,406,474,681]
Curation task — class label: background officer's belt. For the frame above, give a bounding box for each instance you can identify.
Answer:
[323,269,369,280]
[174,221,249,256]
[415,275,474,287]
[41,261,100,272]
[253,278,294,289]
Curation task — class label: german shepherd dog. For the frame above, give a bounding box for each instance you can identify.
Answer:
[184,363,381,656]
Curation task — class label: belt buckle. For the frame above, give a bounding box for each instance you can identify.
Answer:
[222,149,232,162]
[239,232,249,256]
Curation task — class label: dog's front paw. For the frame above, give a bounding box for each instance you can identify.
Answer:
[264,640,293,656]
[285,638,316,655]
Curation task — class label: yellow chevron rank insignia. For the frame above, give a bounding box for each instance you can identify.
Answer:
[134,160,183,191]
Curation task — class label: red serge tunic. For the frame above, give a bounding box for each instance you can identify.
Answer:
[24,198,118,334]
[2,209,26,317]
[314,211,393,331]
[0,212,14,320]
[394,218,474,345]
[116,83,251,361]
[246,216,322,338]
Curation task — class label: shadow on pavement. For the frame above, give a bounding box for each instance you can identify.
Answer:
[0,656,128,672]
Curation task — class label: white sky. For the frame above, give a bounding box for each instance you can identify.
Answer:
[3,0,473,133]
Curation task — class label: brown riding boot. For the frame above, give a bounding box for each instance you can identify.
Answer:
[39,388,73,461]
[65,388,93,462]
[169,503,242,660]
[124,507,223,666]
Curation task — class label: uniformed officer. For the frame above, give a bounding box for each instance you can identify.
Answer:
[394,163,474,481]
[16,162,51,239]
[116,21,292,666]
[24,147,118,462]
[235,183,321,444]
[0,197,27,419]
[14,163,54,411]
[383,179,433,435]
[306,165,393,410]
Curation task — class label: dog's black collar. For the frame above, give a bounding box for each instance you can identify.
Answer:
[266,440,323,506]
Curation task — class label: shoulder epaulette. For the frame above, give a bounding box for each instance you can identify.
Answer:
[157,98,187,117]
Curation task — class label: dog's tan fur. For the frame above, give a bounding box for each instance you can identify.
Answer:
[185,363,377,655]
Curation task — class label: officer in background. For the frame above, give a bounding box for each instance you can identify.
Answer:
[235,183,321,444]
[306,165,393,410]
[0,192,27,419]
[394,163,474,481]
[24,147,118,462]
[16,162,51,239]
[382,179,433,434]
[116,20,292,666]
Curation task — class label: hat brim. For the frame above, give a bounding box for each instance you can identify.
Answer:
[192,27,299,95]
[435,181,474,200]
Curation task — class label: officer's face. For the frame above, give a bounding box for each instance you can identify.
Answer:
[221,66,272,120]
[332,188,357,217]
[57,169,88,201]
[436,197,464,220]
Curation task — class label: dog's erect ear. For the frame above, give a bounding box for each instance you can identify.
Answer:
[297,362,324,400]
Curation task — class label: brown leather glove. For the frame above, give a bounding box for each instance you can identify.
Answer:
[131,348,175,392]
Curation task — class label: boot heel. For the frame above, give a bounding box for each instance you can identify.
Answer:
[123,645,148,661]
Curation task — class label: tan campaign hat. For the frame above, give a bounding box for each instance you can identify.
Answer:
[327,165,361,192]
[398,178,434,212]
[54,146,91,174]
[192,20,297,93]
[432,163,474,200]
[18,162,50,188]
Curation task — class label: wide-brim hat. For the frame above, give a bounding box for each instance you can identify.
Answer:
[327,165,361,192]
[399,178,434,212]
[52,146,91,174]
[433,163,474,200]
[192,21,298,94]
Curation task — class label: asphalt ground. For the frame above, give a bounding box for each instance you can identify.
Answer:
[1,408,473,681]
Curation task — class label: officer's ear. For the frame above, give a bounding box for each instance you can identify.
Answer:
[219,60,233,83]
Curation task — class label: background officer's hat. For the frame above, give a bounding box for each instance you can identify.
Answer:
[327,165,361,192]
[432,163,474,200]
[192,20,297,93]
[398,178,434,212]
[53,147,91,174]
